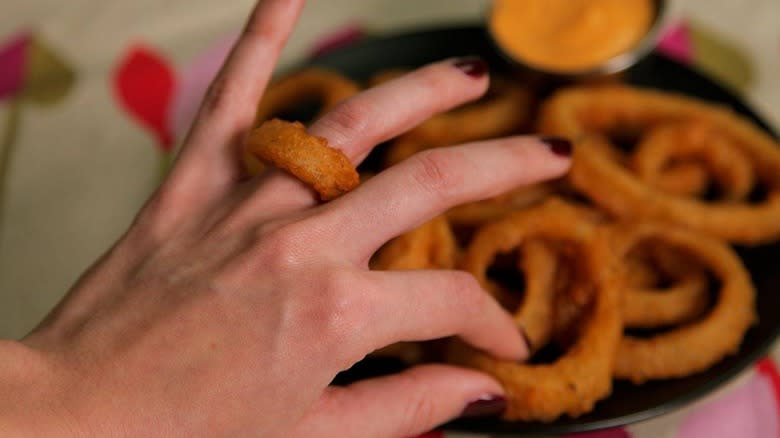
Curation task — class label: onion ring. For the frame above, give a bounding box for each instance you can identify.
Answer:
[448,200,621,421]
[245,119,359,200]
[254,68,360,125]
[621,244,710,329]
[244,68,360,175]
[632,121,755,201]
[539,86,780,245]
[608,222,756,383]
[371,215,457,271]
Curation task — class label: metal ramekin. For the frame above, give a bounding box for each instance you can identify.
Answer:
[485,0,668,81]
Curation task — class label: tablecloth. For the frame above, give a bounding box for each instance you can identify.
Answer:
[1,1,779,436]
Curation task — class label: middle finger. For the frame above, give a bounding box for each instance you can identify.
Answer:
[229,57,491,225]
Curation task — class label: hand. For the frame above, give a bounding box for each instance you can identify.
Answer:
[0,0,570,436]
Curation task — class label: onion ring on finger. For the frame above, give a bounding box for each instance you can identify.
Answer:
[243,68,361,175]
[246,119,359,200]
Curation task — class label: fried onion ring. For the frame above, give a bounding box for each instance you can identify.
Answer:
[371,215,457,271]
[621,245,710,329]
[245,119,359,200]
[608,222,756,383]
[539,86,780,245]
[632,121,755,201]
[448,200,621,421]
[254,68,360,125]
[244,68,360,175]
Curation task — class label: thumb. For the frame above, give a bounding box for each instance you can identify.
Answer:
[290,364,506,438]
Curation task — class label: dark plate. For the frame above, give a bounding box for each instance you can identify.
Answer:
[311,25,780,435]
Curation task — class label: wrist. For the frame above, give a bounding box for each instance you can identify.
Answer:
[0,340,82,437]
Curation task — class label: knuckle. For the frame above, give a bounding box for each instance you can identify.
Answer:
[409,149,464,200]
[203,77,237,119]
[252,220,313,270]
[202,80,254,128]
[129,183,189,244]
[307,270,368,352]
[317,99,370,142]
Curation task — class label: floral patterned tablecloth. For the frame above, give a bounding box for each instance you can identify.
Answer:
[1,1,779,436]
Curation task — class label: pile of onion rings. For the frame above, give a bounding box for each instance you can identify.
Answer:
[244,67,778,422]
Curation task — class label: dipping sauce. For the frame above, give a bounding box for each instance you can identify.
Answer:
[489,0,655,73]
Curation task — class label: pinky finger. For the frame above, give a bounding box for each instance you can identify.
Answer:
[290,364,507,438]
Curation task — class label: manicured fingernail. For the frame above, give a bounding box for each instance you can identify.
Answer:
[454,56,489,78]
[540,136,573,157]
[460,394,506,418]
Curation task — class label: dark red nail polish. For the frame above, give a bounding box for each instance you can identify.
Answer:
[541,136,573,157]
[460,394,506,418]
[454,56,488,78]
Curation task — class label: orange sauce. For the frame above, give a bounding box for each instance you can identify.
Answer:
[490,0,655,73]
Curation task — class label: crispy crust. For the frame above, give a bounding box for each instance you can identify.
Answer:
[244,68,360,176]
[621,243,710,329]
[539,86,780,245]
[448,200,622,422]
[371,215,458,271]
[608,222,757,383]
[631,121,755,200]
[246,119,359,200]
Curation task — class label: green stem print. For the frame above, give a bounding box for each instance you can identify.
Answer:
[0,100,22,237]
[0,32,76,240]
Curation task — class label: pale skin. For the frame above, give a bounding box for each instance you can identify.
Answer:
[0,0,571,436]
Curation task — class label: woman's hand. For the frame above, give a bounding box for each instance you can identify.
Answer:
[0,0,571,436]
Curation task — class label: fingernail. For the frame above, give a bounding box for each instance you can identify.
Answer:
[454,56,489,78]
[460,394,507,418]
[540,136,573,157]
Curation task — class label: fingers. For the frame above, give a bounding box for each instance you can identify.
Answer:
[321,136,572,260]
[310,57,490,163]
[229,58,491,223]
[357,269,528,361]
[169,0,305,199]
[291,364,505,438]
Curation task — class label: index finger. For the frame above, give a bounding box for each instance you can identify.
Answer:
[170,0,305,199]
